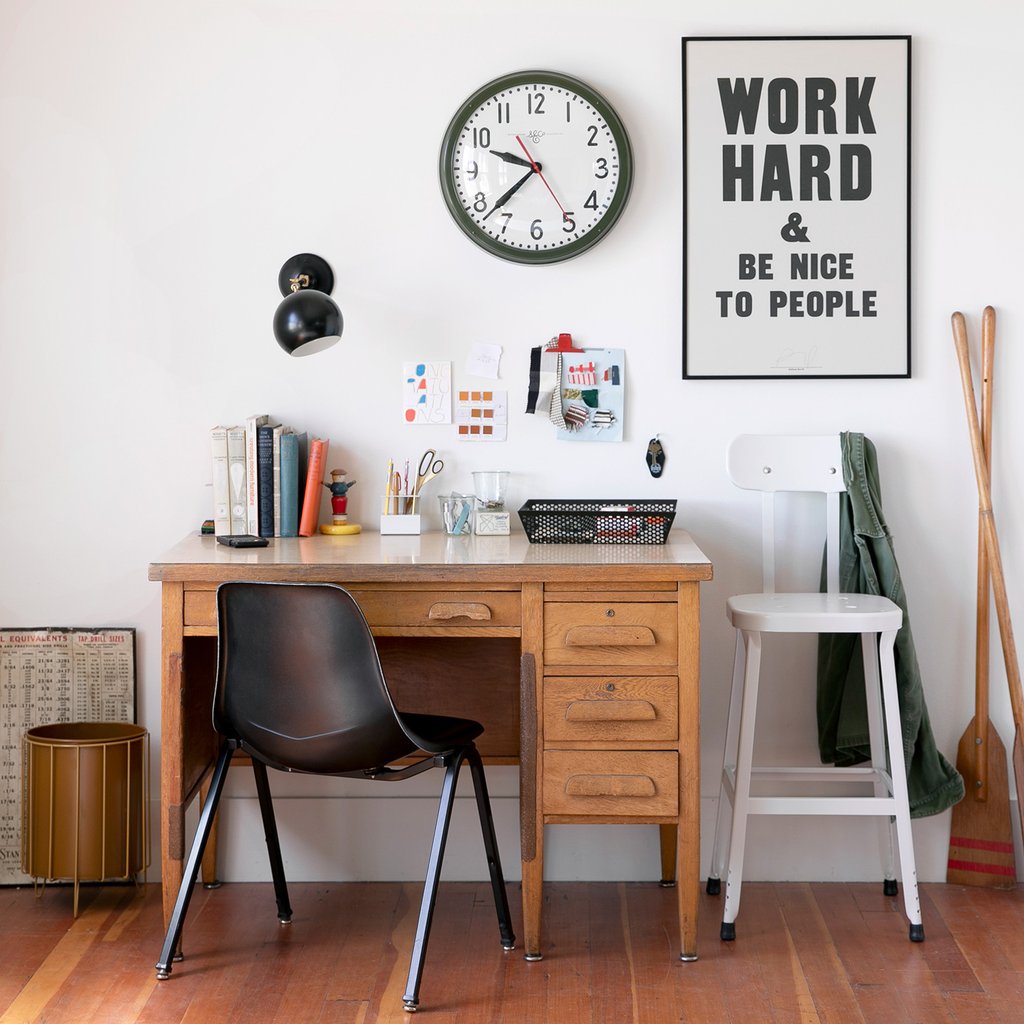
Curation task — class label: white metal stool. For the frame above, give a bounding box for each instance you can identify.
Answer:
[706,434,923,942]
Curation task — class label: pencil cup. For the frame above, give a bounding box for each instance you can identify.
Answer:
[380,495,421,535]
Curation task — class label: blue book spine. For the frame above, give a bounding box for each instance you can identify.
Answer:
[257,424,276,536]
[279,432,299,537]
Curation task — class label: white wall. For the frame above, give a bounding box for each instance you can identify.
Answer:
[2,0,1022,885]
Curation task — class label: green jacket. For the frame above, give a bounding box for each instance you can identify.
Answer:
[816,432,964,818]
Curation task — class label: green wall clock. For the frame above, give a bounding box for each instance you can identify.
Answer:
[439,70,634,265]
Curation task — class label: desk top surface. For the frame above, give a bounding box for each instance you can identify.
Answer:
[150,531,713,585]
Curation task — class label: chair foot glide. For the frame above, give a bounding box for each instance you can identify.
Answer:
[403,999,419,1013]
[720,921,736,941]
[883,878,898,897]
[909,923,925,942]
[706,877,721,896]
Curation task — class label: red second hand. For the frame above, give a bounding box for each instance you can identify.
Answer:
[516,135,569,222]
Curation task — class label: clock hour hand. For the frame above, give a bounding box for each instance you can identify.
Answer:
[482,167,535,221]
[489,149,534,169]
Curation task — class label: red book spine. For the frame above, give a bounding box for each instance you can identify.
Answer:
[298,438,329,536]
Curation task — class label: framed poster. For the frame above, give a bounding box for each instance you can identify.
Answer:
[682,35,911,378]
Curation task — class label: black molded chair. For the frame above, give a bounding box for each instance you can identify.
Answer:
[155,581,515,1012]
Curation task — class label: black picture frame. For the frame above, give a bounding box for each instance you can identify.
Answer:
[682,35,911,379]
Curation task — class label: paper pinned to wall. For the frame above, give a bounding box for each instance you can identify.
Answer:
[465,343,502,379]
[557,348,624,442]
[403,361,452,424]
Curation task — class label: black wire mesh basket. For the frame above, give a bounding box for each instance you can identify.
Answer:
[517,500,676,544]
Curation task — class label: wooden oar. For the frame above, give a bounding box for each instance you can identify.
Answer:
[948,307,1016,887]
[952,308,1024,879]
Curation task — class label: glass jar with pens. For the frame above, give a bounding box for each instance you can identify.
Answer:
[380,450,444,535]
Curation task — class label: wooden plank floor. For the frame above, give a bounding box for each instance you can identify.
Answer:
[2,881,1024,1023]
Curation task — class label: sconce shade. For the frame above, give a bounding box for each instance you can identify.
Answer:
[273,253,343,356]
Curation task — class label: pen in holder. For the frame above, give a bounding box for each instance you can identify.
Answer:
[380,493,421,535]
[440,493,474,536]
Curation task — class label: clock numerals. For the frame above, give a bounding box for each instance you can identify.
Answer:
[594,158,609,180]
[472,127,491,148]
[584,191,599,211]
[499,212,512,235]
[496,101,510,123]
[527,92,546,115]
[563,213,576,233]
[586,125,599,147]
[466,160,479,181]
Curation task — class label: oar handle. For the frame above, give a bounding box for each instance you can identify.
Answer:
[953,311,1024,737]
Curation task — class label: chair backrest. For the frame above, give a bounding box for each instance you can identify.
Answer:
[214,582,417,774]
[727,434,846,594]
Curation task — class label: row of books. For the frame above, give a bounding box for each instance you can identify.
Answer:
[210,416,329,537]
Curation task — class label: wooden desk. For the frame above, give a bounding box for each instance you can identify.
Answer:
[149,531,712,960]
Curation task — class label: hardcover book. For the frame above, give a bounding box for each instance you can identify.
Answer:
[299,437,329,537]
[210,426,230,536]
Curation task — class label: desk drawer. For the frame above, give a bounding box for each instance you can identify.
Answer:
[543,750,678,818]
[351,590,521,629]
[544,602,677,666]
[544,676,678,743]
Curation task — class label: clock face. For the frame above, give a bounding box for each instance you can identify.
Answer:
[439,71,634,265]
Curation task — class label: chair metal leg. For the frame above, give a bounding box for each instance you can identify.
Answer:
[860,632,898,891]
[402,750,465,1012]
[722,629,762,940]
[708,630,746,895]
[155,742,233,979]
[251,760,293,924]
[877,629,924,941]
[466,744,516,950]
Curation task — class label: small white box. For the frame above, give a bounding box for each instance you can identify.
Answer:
[380,514,421,535]
[474,510,510,536]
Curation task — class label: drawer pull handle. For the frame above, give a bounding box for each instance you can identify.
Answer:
[427,602,492,621]
[564,774,656,798]
[565,700,656,723]
[564,625,656,647]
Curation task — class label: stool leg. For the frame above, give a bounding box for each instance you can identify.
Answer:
[708,630,746,895]
[878,629,924,941]
[861,632,898,892]
[722,629,761,940]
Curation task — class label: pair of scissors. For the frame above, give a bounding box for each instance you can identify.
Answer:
[414,449,444,495]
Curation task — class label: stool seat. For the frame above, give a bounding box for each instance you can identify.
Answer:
[728,592,902,633]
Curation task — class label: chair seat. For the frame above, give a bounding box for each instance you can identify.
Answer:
[399,712,484,753]
[727,592,902,633]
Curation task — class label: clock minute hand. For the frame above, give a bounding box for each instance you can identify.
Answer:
[489,149,534,169]
[482,167,536,221]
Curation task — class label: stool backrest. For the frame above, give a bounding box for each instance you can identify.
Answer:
[727,434,846,594]
[214,581,416,774]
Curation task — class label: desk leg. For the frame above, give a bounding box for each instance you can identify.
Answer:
[678,582,700,961]
[160,587,186,932]
[519,648,544,961]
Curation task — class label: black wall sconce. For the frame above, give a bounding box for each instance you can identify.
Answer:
[272,253,343,356]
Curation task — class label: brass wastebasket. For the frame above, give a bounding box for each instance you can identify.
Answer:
[22,722,149,916]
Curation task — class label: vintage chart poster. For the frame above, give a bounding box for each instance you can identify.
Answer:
[0,628,136,884]
[682,36,911,378]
